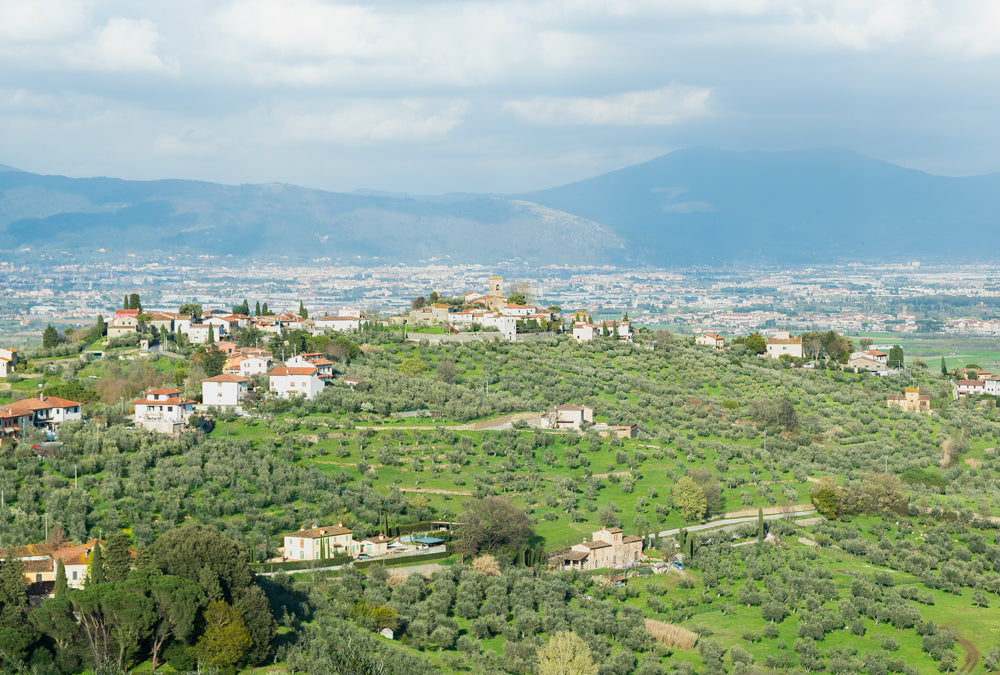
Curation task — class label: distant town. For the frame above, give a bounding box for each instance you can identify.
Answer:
[7,258,1000,347]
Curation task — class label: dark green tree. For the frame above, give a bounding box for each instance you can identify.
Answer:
[129,293,142,311]
[104,531,134,583]
[148,523,254,604]
[261,302,271,316]
[55,558,68,597]
[235,584,276,665]
[207,324,215,344]
[299,301,307,318]
[95,314,106,337]
[745,332,767,354]
[178,302,202,319]
[888,344,904,369]
[941,356,948,377]
[89,540,106,585]
[42,324,59,349]
[254,301,261,316]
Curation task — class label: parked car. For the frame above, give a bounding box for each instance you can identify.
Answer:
[357,553,373,560]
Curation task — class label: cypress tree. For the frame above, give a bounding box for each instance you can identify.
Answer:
[104,531,133,583]
[88,541,105,585]
[941,356,948,377]
[254,300,261,316]
[54,559,67,597]
[757,507,765,542]
[95,314,106,337]
[208,324,215,343]
[299,301,307,318]
[124,295,129,310]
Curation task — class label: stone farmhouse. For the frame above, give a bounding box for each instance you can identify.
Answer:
[695,334,726,350]
[554,527,644,571]
[887,387,931,413]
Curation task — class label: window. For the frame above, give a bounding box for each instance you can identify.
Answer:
[72,571,78,580]
[36,574,42,582]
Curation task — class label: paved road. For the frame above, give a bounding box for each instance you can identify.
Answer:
[653,508,817,540]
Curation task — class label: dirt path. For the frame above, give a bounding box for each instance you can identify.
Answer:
[722,504,814,519]
[398,487,472,496]
[947,628,978,673]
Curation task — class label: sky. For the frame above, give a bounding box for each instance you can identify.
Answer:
[2,0,1000,194]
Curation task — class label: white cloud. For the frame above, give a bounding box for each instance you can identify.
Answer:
[71,17,177,74]
[504,85,711,126]
[279,98,468,144]
[0,0,90,43]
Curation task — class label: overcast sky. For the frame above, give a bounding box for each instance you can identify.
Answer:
[2,0,1000,194]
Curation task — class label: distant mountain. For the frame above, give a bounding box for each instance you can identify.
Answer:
[5,149,1000,265]
[521,148,1000,265]
[0,170,623,264]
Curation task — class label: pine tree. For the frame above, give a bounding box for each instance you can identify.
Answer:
[0,558,29,623]
[54,559,67,597]
[42,324,59,349]
[88,541,105,585]
[128,293,141,311]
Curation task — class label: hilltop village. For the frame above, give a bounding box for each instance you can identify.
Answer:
[0,274,998,674]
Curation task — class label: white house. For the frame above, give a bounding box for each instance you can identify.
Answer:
[572,322,600,342]
[226,354,272,377]
[131,388,196,434]
[201,374,249,407]
[695,334,726,350]
[269,366,326,400]
[283,523,358,560]
[766,331,803,359]
[545,404,595,430]
[313,315,369,332]
[0,395,82,435]
[0,348,18,377]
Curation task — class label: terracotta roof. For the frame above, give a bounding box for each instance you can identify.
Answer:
[54,540,100,566]
[865,350,887,356]
[956,380,984,386]
[145,388,181,396]
[766,337,802,344]
[622,535,643,543]
[131,396,195,406]
[563,550,590,561]
[201,374,249,383]
[3,396,81,414]
[581,540,610,550]
[602,527,624,534]
[286,525,352,539]
[270,366,319,376]
[24,559,52,573]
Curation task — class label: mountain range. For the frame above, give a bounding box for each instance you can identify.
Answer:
[3,148,1000,265]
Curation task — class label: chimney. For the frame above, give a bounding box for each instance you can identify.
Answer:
[300,525,305,531]
[311,522,317,529]
[338,521,343,527]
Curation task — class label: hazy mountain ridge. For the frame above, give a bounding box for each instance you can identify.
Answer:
[0,170,623,264]
[3,148,1000,264]
[522,148,1000,264]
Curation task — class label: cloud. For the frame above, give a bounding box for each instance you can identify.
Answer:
[71,17,178,74]
[504,85,711,126]
[0,0,89,43]
[279,99,468,144]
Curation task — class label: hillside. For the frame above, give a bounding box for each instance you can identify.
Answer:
[0,170,623,264]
